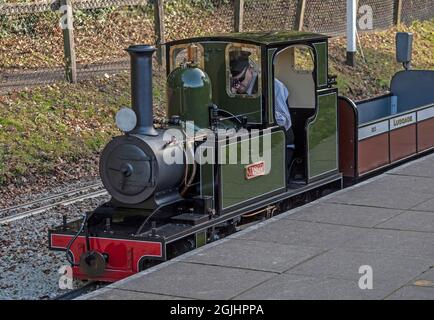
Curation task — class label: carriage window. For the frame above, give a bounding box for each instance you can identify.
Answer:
[170,44,204,70]
[292,46,314,73]
[227,44,261,97]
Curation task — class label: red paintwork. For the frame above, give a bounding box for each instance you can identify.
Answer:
[390,124,417,162]
[358,133,390,175]
[418,118,434,152]
[50,234,163,282]
[338,98,357,178]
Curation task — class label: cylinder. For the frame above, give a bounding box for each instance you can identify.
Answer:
[126,45,158,136]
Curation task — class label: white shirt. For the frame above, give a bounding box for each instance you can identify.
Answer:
[274,79,292,131]
[246,71,258,95]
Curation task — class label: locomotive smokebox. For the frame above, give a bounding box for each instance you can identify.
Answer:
[99,45,186,207]
[126,45,158,136]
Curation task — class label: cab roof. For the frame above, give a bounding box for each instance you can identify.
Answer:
[165,30,329,47]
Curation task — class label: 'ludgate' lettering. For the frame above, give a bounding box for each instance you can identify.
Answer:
[393,115,413,127]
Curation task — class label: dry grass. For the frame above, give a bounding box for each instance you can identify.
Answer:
[0,7,432,189]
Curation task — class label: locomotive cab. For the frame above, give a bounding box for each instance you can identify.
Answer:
[166,32,339,189]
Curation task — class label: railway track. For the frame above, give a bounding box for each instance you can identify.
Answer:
[0,183,108,224]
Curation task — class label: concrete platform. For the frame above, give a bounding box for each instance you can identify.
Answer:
[81,154,434,300]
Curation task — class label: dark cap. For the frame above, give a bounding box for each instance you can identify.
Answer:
[229,50,252,76]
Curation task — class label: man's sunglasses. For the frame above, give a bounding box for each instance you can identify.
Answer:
[231,67,248,88]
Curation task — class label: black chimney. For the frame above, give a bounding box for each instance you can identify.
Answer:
[126,45,158,136]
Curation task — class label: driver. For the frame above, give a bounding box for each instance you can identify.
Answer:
[229,51,258,95]
[230,50,295,182]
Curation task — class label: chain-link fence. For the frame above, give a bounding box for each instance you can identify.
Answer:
[72,5,153,74]
[0,9,65,89]
[0,1,152,91]
[243,0,297,31]
[288,0,396,36]
[0,0,433,92]
[303,0,346,35]
[401,0,434,25]
[164,0,233,41]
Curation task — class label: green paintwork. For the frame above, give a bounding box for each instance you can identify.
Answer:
[201,42,262,124]
[314,42,328,87]
[199,146,215,209]
[166,31,328,47]
[166,65,212,128]
[308,91,338,179]
[220,130,286,210]
[195,231,207,248]
[165,33,338,205]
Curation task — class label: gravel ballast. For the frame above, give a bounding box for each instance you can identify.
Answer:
[0,194,110,300]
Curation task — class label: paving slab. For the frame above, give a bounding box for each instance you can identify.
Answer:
[411,268,434,287]
[388,156,434,179]
[386,286,434,300]
[285,202,402,228]
[327,174,434,210]
[412,198,434,212]
[234,274,393,300]
[375,210,434,233]
[85,288,190,300]
[237,219,366,249]
[286,248,433,285]
[112,262,275,300]
[185,239,324,273]
[340,228,434,258]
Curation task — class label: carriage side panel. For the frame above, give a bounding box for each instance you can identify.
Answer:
[417,106,434,152]
[389,113,417,162]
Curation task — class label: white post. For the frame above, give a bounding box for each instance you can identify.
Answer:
[346,0,357,66]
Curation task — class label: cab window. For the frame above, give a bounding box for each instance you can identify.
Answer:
[170,43,205,70]
[226,44,261,98]
[292,46,315,73]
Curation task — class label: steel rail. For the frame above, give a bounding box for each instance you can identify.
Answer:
[0,183,103,215]
[0,188,108,224]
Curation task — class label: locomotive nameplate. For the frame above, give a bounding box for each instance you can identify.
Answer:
[390,112,416,130]
[245,161,266,180]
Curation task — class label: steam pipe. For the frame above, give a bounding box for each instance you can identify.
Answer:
[126,45,158,136]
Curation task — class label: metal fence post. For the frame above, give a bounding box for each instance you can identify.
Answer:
[234,0,244,32]
[394,0,403,25]
[153,0,165,66]
[60,0,77,83]
[346,0,357,66]
[295,0,306,31]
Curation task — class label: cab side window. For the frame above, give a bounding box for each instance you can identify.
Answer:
[227,44,261,98]
[170,44,205,70]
